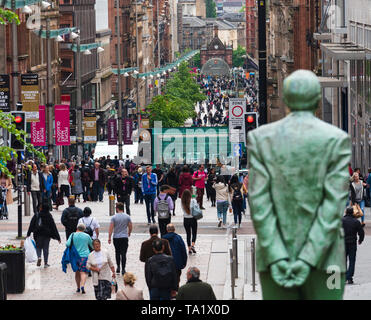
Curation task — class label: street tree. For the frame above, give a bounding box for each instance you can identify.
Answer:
[233,45,247,68]
[205,0,216,18]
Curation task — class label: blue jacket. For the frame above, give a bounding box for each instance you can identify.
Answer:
[61,243,80,273]
[42,173,53,192]
[162,232,187,270]
[142,173,158,195]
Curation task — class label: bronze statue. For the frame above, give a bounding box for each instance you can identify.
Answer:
[248,70,351,299]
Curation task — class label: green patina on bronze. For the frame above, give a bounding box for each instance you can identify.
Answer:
[248,70,351,300]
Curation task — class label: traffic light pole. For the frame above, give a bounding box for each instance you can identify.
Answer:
[16,151,23,239]
[46,18,54,161]
[258,0,267,125]
[116,0,123,160]
[11,0,19,111]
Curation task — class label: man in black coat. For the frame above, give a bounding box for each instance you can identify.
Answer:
[342,207,365,284]
[61,197,84,240]
[114,169,134,215]
[89,162,106,202]
[145,239,177,300]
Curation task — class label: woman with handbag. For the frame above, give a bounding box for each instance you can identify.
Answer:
[350,172,367,226]
[116,272,144,300]
[213,175,229,229]
[87,239,116,300]
[181,189,198,255]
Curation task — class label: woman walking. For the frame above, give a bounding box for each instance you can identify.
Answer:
[26,200,61,267]
[71,164,83,202]
[178,165,193,199]
[87,239,116,300]
[213,175,229,228]
[164,166,179,216]
[181,189,198,255]
[116,272,144,300]
[78,207,100,239]
[229,175,244,228]
[56,163,70,210]
[350,172,367,226]
[66,223,93,294]
[207,168,216,207]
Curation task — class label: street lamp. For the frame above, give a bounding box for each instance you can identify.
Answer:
[55,35,64,42]
[41,1,50,9]
[97,46,104,53]
[21,5,32,13]
[83,49,92,55]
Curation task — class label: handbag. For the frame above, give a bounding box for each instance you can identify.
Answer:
[111,278,118,294]
[352,203,363,218]
[191,199,203,220]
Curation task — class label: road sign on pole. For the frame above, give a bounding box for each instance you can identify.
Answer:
[229,98,246,144]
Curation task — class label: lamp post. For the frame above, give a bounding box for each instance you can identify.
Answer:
[75,33,83,158]
[11,0,19,111]
[116,0,123,159]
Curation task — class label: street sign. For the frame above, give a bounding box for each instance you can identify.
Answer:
[0,74,10,112]
[229,98,246,144]
[21,73,39,122]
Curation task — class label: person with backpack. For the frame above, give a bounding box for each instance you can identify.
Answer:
[61,197,84,240]
[145,239,178,300]
[27,200,61,268]
[229,175,244,228]
[153,185,174,237]
[78,207,100,240]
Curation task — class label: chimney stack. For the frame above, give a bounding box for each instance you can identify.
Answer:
[214,25,218,38]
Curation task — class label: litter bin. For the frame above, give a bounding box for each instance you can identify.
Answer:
[0,249,25,294]
[0,262,7,300]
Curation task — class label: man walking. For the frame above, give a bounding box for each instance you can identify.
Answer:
[142,165,158,224]
[153,185,173,237]
[145,239,178,300]
[162,224,187,294]
[26,164,44,215]
[108,202,133,275]
[61,197,84,240]
[192,164,207,210]
[176,267,216,300]
[90,162,105,202]
[139,225,172,263]
[114,169,134,215]
[342,207,364,284]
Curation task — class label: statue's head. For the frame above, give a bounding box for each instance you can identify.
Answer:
[283,70,321,111]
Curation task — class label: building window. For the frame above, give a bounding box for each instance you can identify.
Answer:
[61,58,72,68]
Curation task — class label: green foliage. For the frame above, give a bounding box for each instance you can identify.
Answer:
[239,5,246,13]
[233,45,246,68]
[205,0,216,18]
[0,8,20,25]
[0,112,46,177]
[146,62,205,127]
[192,52,201,69]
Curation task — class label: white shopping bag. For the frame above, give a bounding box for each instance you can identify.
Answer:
[25,237,38,263]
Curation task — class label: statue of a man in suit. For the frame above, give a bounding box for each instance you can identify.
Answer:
[248,70,351,299]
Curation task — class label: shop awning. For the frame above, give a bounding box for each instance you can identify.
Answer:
[320,42,367,60]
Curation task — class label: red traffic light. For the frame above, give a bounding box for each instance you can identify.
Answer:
[247,115,254,123]
[14,116,23,123]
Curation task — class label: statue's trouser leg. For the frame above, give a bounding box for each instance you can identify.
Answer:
[259,269,345,300]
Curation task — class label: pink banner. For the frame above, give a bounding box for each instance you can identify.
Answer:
[55,104,70,146]
[30,105,46,146]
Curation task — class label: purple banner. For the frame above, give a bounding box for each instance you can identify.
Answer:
[123,119,133,145]
[55,104,70,146]
[107,119,117,145]
[30,105,46,146]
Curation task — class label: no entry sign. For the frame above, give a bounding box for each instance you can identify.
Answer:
[229,98,246,143]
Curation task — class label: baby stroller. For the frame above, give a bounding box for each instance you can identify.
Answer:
[0,186,8,220]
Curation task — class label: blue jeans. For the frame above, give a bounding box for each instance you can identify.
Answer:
[358,200,365,222]
[92,181,104,201]
[134,187,143,203]
[149,288,171,300]
[216,201,228,225]
[144,193,156,223]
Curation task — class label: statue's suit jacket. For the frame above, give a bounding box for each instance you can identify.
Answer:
[248,112,351,273]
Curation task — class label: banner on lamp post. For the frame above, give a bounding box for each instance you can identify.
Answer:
[30,105,46,146]
[83,109,97,144]
[55,104,70,146]
[0,75,10,112]
[21,73,40,122]
[123,119,133,145]
[107,119,117,145]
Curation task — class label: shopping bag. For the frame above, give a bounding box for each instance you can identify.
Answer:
[25,237,38,263]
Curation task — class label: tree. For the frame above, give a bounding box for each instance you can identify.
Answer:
[205,0,216,18]
[233,45,246,68]
[0,112,46,177]
[145,62,205,127]
[191,52,201,69]
[0,8,20,25]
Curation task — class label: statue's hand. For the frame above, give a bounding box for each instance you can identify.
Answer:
[270,260,291,287]
[284,260,311,288]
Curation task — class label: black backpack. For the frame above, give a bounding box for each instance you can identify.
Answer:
[232,188,242,202]
[82,217,94,237]
[151,256,174,289]
[66,207,80,231]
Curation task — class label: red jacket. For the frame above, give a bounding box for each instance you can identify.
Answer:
[178,172,193,199]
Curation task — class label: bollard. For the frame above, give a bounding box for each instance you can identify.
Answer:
[251,238,256,292]
[244,239,248,284]
[229,248,235,299]
[109,195,115,216]
[24,189,30,216]
[232,237,238,278]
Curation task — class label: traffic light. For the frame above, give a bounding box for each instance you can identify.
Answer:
[10,111,26,151]
[245,112,258,137]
